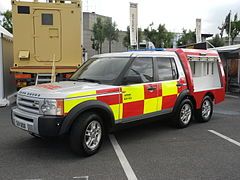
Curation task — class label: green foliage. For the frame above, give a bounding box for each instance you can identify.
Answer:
[230,13,240,44]
[92,18,105,54]
[177,29,196,46]
[123,26,142,49]
[123,26,130,48]
[209,34,224,47]
[1,10,12,33]
[219,12,240,44]
[103,19,119,53]
[144,24,173,48]
[91,18,119,53]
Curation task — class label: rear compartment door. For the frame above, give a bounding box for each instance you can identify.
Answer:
[33,9,61,62]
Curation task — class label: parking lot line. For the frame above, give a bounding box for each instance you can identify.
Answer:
[109,134,138,180]
[73,176,89,179]
[208,130,240,147]
[225,94,239,99]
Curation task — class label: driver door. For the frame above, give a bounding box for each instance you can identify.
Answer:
[120,57,159,119]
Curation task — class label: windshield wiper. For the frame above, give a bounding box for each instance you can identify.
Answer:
[77,78,101,83]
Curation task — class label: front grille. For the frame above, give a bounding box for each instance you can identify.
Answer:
[15,114,33,123]
[17,95,42,114]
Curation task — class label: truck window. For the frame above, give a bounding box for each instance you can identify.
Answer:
[125,57,153,83]
[156,57,178,81]
[17,6,30,14]
[42,13,53,25]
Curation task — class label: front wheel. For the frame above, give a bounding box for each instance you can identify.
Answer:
[174,99,193,128]
[197,96,213,122]
[70,112,104,156]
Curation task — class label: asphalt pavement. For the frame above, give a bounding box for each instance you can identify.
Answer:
[0,95,240,180]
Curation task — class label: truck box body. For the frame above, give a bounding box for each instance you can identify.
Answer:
[11,0,82,74]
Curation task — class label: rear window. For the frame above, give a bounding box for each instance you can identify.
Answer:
[156,57,178,81]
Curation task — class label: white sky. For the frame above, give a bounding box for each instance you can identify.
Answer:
[1,0,240,34]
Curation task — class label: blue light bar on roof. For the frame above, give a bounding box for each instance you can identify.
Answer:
[128,48,165,52]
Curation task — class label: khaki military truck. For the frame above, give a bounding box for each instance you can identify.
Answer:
[11,0,82,88]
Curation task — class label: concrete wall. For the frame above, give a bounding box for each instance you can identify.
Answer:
[83,29,128,59]
[83,12,112,31]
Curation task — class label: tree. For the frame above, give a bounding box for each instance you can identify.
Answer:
[1,10,12,33]
[209,34,224,47]
[230,13,240,44]
[123,26,142,49]
[104,19,119,53]
[91,18,105,54]
[123,26,130,49]
[219,12,240,45]
[144,24,173,48]
[177,29,196,46]
[144,27,158,46]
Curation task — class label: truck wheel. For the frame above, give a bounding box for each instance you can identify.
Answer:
[197,96,213,123]
[70,112,104,156]
[175,99,193,128]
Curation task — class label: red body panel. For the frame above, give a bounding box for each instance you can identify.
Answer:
[174,48,225,109]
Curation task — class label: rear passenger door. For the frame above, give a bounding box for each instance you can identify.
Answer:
[121,57,159,119]
[155,57,179,111]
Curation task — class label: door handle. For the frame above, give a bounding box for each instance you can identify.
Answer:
[176,83,187,87]
[147,86,156,91]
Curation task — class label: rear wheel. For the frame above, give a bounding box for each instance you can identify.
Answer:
[197,96,213,122]
[70,112,104,156]
[175,99,193,128]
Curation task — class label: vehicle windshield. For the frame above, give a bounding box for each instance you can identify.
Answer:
[70,57,130,85]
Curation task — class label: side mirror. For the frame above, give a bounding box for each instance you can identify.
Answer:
[123,75,142,85]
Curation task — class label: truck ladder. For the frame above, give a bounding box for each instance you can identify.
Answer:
[35,73,56,85]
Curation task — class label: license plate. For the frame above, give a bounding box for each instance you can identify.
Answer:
[15,120,28,131]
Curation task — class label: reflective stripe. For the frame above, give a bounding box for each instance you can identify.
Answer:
[122,85,144,103]
[64,97,97,113]
[110,104,120,120]
[162,81,178,96]
[144,97,158,114]
[119,103,123,119]
[67,90,97,98]
[156,97,163,111]
[63,80,182,121]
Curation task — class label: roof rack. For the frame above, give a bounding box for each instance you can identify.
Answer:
[128,48,165,52]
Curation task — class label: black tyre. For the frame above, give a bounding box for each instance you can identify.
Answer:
[196,96,213,123]
[175,99,193,128]
[29,132,41,138]
[70,112,104,156]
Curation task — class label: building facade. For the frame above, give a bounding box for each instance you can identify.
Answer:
[83,12,127,59]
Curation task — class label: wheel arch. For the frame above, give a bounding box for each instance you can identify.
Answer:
[173,89,196,114]
[59,100,115,135]
[204,92,215,102]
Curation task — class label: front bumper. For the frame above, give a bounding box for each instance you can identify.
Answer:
[11,107,65,137]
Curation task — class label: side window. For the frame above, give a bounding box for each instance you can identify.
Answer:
[124,57,153,84]
[156,57,178,81]
[171,58,178,79]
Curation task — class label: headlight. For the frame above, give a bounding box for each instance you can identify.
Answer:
[41,99,64,116]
